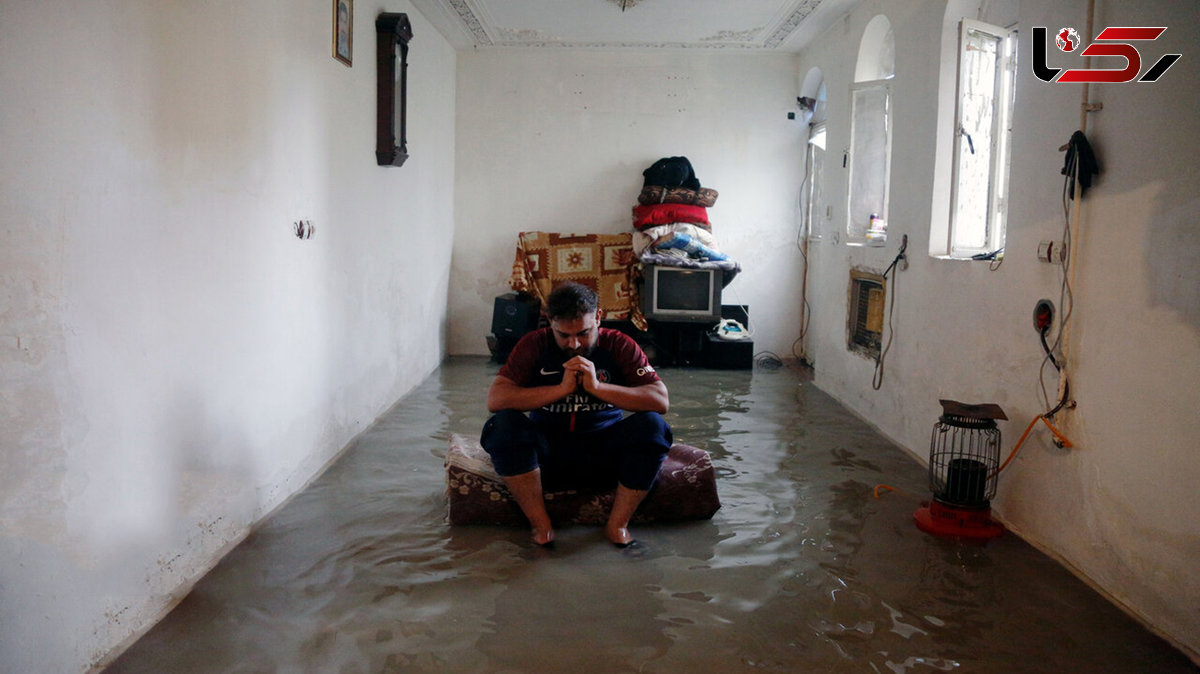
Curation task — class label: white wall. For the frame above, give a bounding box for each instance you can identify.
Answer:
[448,50,807,358]
[0,1,456,672]
[798,0,1200,659]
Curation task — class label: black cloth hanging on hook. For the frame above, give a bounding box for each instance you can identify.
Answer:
[1061,130,1100,199]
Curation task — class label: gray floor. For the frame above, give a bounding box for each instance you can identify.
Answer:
[104,357,1197,673]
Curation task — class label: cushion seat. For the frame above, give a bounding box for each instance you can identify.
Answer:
[446,434,720,527]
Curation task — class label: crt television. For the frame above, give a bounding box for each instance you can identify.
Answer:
[641,264,722,323]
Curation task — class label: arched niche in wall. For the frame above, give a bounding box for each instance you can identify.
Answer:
[799,66,828,125]
[855,15,895,83]
[846,14,894,244]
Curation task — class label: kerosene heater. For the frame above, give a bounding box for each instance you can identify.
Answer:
[914,400,1007,539]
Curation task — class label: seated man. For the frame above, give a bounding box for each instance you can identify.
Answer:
[481,282,672,548]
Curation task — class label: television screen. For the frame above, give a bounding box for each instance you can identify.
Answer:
[642,265,721,323]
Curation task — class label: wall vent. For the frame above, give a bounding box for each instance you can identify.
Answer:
[849,270,886,357]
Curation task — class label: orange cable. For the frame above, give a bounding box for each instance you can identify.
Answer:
[995,415,1075,477]
[996,416,1042,475]
[1039,415,1074,448]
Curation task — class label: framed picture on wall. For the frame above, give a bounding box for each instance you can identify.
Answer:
[333,0,353,66]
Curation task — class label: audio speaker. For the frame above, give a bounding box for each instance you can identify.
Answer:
[702,334,753,369]
[486,333,523,364]
[491,292,541,338]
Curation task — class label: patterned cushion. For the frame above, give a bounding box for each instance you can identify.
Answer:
[637,185,719,208]
[446,434,720,527]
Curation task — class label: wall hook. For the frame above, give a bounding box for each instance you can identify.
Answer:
[294,220,315,240]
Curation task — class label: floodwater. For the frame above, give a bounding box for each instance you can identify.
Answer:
[104,357,1197,673]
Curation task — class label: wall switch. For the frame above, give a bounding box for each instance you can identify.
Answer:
[1037,240,1065,264]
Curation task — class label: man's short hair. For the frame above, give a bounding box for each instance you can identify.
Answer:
[545,282,598,321]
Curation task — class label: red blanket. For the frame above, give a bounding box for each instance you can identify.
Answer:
[632,203,710,231]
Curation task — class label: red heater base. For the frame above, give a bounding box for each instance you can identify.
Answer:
[914,499,1004,539]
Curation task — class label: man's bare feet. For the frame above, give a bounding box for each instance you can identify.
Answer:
[606,485,648,548]
[533,525,555,547]
[501,469,555,548]
[605,525,635,547]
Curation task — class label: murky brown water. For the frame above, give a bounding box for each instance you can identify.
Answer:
[104,357,1196,673]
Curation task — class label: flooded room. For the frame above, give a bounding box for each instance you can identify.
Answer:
[2,0,1197,672]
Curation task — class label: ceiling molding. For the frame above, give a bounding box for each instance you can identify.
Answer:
[764,0,823,48]
[410,0,848,53]
[448,0,492,46]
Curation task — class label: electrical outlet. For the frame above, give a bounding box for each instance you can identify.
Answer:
[1033,299,1055,332]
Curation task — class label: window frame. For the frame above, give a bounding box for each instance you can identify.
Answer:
[804,121,828,241]
[944,19,1017,259]
[846,79,893,246]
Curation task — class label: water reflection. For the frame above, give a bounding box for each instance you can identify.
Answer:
[104,358,1196,673]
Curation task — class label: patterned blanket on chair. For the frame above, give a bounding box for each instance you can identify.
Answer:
[509,231,647,330]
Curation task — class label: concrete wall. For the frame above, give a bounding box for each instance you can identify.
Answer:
[797,0,1200,659]
[0,1,456,671]
[448,50,806,358]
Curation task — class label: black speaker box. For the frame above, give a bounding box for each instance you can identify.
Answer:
[702,304,752,369]
[491,292,541,338]
[702,334,753,369]
[486,333,522,364]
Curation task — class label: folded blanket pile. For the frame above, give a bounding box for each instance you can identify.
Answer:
[634,156,740,284]
[632,203,710,230]
[638,185,719,208]
[653,232,728,261]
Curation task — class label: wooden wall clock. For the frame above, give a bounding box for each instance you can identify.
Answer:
[376,13,412,166]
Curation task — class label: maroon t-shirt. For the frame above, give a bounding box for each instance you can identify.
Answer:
[499,327,660,433]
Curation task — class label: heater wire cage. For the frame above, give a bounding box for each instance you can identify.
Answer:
[928,413,1001,508]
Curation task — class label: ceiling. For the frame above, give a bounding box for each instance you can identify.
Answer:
[409,0,858,53]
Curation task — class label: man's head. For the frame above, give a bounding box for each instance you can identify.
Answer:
[545,282,602,357]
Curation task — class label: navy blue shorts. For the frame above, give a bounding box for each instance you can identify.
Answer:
[480,410,672,491]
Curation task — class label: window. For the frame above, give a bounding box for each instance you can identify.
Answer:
[800,72,828,241]
[805,122,828,240]
[943,19,1017,258]
[847,81,892,244]
[846,15,895,246]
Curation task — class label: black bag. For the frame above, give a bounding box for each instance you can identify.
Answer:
[642,156,701,191]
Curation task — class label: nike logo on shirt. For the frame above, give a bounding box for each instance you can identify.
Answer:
[540,368,562,375]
